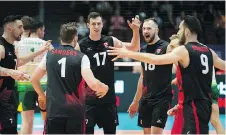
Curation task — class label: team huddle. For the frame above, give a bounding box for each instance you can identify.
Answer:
[0,11,225,134]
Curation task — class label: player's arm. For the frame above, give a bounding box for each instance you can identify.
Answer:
[31,54,46,98]
[112,15,140,51]
[133,65,143,103]
[211,49,226,71]
[108,46,186,65]
[0,45,29,80]
[81,55,108,98]
[31,55,47,110]
[17,40,52,67]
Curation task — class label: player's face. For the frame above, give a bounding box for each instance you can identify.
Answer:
[142,20,158,43]
[168,38,180,52]
[38,26,45,39]
[177,21,186,45]
[87,17,103,35]
[11,20,24,41]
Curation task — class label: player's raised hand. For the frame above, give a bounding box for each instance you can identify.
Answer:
[127,15,141,31]
[40,40,52,52]
[128,101,139,118]
[107,46,130,61]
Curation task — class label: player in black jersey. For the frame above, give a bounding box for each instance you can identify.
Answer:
[127,18,172,134]
[75,12,140,134]
[108,15,226,134]
[31,22,108,134]
[0,15,50,134]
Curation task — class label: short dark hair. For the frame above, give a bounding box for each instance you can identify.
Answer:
[60,22,78,43]
[30,20,44,33]
[3,15,22,27]
[183,15,202,36]
[21,16,33,30]
[87,12,102,23]
[144,18,158,27]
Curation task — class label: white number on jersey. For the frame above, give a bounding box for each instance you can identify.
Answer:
[144,63,155,71]
[200,54,209,74]
[58,57,66,77]
[93,52,107,66]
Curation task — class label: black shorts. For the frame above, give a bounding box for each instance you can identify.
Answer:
[85,103,119,128]
[44,116,85,134]
[138,100,171,128]
[182,100,212,134]
[0,91,18,130]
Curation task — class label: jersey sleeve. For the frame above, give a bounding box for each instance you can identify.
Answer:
[81,55,90,69]
[38,53,47,70]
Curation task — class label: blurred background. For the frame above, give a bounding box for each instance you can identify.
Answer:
[0,1,224,114]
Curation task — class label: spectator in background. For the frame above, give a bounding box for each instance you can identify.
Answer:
[175,11,185,29]
[110,9,125,30]
[152,11,162,28]
[77,16,89,39]
[215,10,225,44]
[203,4,215,25]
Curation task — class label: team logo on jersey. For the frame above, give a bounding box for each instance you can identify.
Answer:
[156,48,161,54]
[103,42,109,48]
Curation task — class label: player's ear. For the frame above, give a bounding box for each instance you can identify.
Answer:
[87,22,90,29]
[7,24,13,32]
[185,28,190,36]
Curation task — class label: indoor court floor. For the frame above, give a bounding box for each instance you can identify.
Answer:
[17,112,225,134]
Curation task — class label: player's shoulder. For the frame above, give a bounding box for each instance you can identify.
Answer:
[140,44,147,52]
[78,36,89,45]
[103,35,113,40]
[157,40,169,48]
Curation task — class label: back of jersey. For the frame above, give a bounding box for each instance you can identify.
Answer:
[46,45,85,118]
[179,42,213,103]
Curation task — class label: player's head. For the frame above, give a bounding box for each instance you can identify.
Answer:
[177,15,202,45]
[142,18,159,43]
[168,34,180,52]
[3,15,23,41]
[60,22,78,45]
[21,16,33,32]
[30,20,45,39]
[87,12,103,35]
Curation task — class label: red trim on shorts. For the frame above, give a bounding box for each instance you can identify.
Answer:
[171,65,185,134]
[191,101,200,134]
[0,122,2,130]
[77,78,85,100]
[43,119,47,134]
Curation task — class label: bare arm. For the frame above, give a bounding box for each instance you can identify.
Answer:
[112,32,140,51]
[113,16,140,51]
[0,45,29,80]
[133,65,143,103]
[31,67,46,98]
[211,49,226,71]
[17,40,52,67]
[81,55,108,98]
[31,55,47,97]
[111,46,186,65]
[81,68,108,92]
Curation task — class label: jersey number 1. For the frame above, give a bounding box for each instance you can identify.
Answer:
[58,57,66,77]
[93,52,106,66]
[200,54,209,74]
